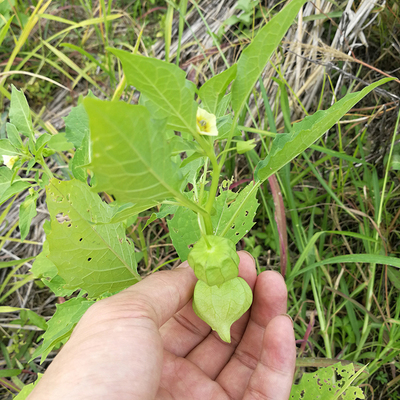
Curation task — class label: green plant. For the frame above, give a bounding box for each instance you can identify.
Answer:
[1,0,398,397]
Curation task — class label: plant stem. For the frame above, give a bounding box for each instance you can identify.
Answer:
[39,156,54,180]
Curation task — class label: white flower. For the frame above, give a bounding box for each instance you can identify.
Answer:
[2,155,18,169]
[196,107,218,136]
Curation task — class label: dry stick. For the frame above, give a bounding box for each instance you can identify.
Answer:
[311,0,400,85]
[286,49,400,101]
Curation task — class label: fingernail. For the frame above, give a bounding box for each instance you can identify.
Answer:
[241,250,255,263]
[176,261,190,269]
[281,313,294,325]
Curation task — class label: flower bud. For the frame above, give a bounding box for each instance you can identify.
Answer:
[236,139,256,154]
[187,235,239,286]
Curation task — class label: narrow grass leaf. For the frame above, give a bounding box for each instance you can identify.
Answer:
[289,254,400,281]
[60,43,111,78]
[0,307,24,313]
[310,144,367,165]
[0,16,14,47]
[42,41,103,93]
[0,369,22,378]
[0,258,34,269]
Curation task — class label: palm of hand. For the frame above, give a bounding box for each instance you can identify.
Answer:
[29,252,295,400]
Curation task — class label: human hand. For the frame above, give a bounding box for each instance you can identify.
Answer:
[29,251,295,400]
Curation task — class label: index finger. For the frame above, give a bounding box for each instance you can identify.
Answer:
[89,263,197,328]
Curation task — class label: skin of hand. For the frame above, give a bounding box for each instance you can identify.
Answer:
[28,251,295,400]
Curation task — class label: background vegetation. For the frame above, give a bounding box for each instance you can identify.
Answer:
[0,0,399,398]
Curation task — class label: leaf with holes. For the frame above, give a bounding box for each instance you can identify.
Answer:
[46,178,140,297]
[32,297,95,364]
[109,49,197,134]
[84,98,184,208]
[289,362,365,399]
[168,185,258,261]
[31,221,75,297]
[214,183,259,243]
[168,206,200,262]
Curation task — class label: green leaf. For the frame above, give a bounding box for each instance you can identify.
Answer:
[387,266,400,291]
[199,65,237,114]
[169,135,199,156]
[255,78,394,182]
[144,203,179,229]
[34,133,52,155]
[13,374,42,400]
[179,157,203,189]
[391,154,400,170]
[20,309,47,330]
[34,297,95,364]
[109,49,197,134]
[0,15,14,47]
[9,85,34,142]
[169,184,259,261]
[84,98,184,206]
[19,192,38,241]
[217,115,242,140]
[0,139,20,156]
[31,229,75,296]
[193,277,252,343]
[64,103,89,148]
[289,362,364,399]
[214,183,259,243]
[231,0,307,115]
[0,166,14,195]
[168,205,200,262]
[6,123,23,150]
[46,178,140,297]
[0,369,22,378]
[108,202,155,225]
[0,174,32,206]
[70,134,90,182]
[216,94,232,118]
[47,132,74,152]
